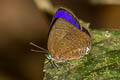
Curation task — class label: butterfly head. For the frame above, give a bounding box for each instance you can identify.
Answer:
[46,53,52,60]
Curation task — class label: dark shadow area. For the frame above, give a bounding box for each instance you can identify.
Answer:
[0,0,49,80]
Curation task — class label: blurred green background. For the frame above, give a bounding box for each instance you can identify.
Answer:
[0,0,120,80]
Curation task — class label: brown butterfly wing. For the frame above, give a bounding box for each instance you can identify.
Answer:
[48,18,92,62]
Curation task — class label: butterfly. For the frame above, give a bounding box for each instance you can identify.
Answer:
[30,7,92,66]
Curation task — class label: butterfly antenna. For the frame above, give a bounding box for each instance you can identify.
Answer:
[30,49,47,53]
[30,42,49,53]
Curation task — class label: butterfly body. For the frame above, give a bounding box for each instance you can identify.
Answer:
[47,8,92,62]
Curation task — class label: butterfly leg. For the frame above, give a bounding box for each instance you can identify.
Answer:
[49,60,59,70]
[52,60,58,68]
[53,61,59,68]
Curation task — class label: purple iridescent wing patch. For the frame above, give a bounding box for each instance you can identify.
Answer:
[55,9,80,29]
[55,9,90,36]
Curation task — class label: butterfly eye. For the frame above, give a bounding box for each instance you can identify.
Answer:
[47,54,52,59]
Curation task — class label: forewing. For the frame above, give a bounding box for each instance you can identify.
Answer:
[48,18,73,56]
